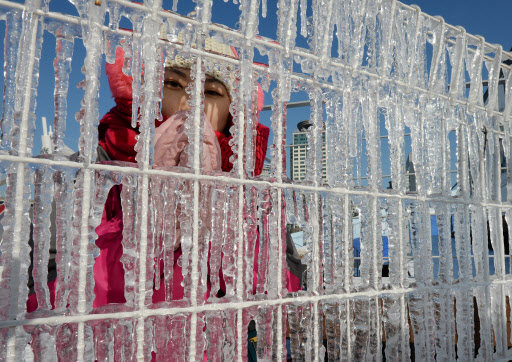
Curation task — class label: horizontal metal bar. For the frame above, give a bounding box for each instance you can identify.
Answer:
[0,275,510,328]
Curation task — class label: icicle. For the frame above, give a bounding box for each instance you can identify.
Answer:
[105,1,122,64]
[311,0,335,69]
[303,192,322,294]
[434,203,454,284]
[53,168,76,310]
[348,0,368,69]
[454,289,474,360]
[323,301,341,361]
[66,171,87,313]
[404,6,422,88]
[182,58,206,171]
[113,319,137,360]
[288,302,313,360]
[427,18,446,95]
[26,326,57,360]
[408,290,435,361]
[432,289,456,360]
[177,179,194,299]
[324,94,337,186]
[299,0,307,38]
[243,186,258,298]
[42,0,50,13]
[51,26,75,153]
[143,314,154,360]
[256,306,274,360]
[377,0,396,78]
[337,84,356,188]
[423,99,447,194]
[204,309,237,360]
[382,295,410,361]
[31,166,54,311]
[10,0,44,157]
[209,184,227,298]
[136,2,164,169]
[206,311,224,360]
[491,285,507,355]
[268,58,290,180]
[305,88,323,185]
[72,0,106,164]
[150,176,164,293]
[66,167,109,313]
[120,174,138,307]
[352,298,371,360]
[338,299,354,361]
[353,195,382,291]
[256,186,271,294]
[261,0,267,18]
[141,175,156,307]
[222,310,238,360]
[447,27,467,103]
[485,44,503,116]
[0,165,33,319]
[453,203,473,281]
[234,0,259,176]
[322,195,334,291]
[192,313,206,361]
[129,13,143,130]
[195,180,213,300]
[91,320,114,361]
[264,188,282,298]
[362,78,381,189]
[466,36,485,111]
[385,199,408,288]
[220,185,238,297]
[149,314,190,360]
[0,11,22,149]
[407,201,435,361]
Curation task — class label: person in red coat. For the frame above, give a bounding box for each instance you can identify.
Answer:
[27,40,301,315]
[93,40,303,309]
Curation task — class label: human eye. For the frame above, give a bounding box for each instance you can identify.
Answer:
[204,89,221,96]
[164,80,183,89]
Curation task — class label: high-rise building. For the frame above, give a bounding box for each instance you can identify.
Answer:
[260,162,271,177]
[289,121,327,182]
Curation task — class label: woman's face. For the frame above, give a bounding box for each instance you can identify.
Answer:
[161,67,231,132]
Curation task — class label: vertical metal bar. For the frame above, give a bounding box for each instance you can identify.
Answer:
[76,170,92,362]
[6,0,41,360]
[343,194,352,360]
[236,0,259,357]
[134,1,163,359]
[188,2,212,360]
[74,1,106,359]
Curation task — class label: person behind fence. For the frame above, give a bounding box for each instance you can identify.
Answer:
[91,35,302,358]
[24,31,303,359]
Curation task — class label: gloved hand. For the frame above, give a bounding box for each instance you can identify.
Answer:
[153,110,222,172]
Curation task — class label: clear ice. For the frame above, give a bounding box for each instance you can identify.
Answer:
[0,0,511,360]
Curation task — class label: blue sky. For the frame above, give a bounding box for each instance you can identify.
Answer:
[400,0,512,51]
[0,0,510,180]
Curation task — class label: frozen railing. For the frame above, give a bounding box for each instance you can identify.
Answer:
[0,0,512,361]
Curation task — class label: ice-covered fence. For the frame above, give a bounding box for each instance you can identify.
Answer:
[0,0,512,360]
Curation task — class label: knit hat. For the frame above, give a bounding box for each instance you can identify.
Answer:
[162,30,238,97]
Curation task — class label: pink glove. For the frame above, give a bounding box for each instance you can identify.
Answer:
[153,111,222,172]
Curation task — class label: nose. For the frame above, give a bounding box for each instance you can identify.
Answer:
[179,94,191,112]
